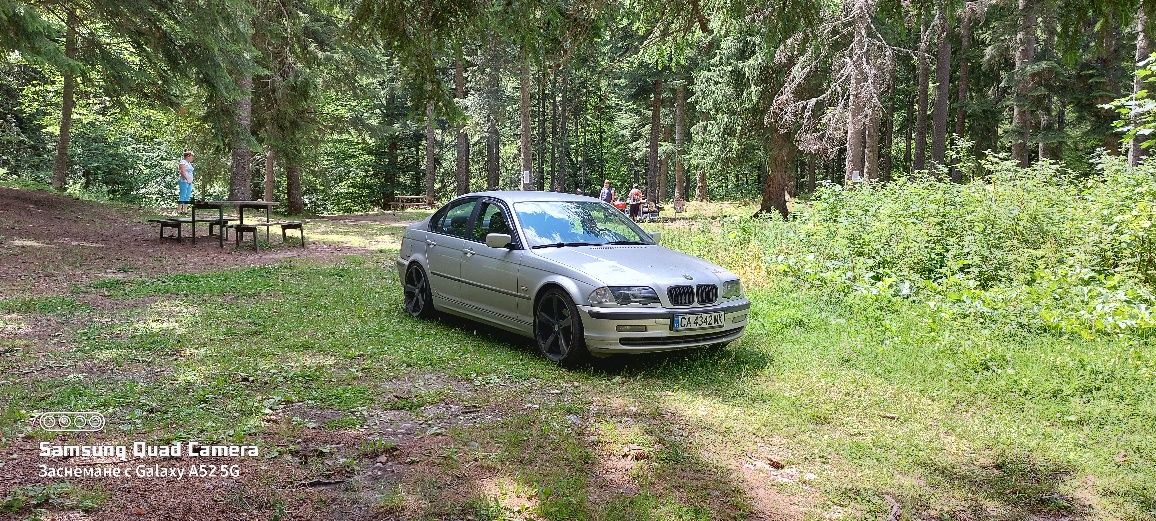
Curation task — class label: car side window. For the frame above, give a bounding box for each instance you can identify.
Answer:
[432,199,477,238]
[472,202,513,243]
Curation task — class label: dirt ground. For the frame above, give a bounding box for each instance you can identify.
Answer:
[0,188,411,296]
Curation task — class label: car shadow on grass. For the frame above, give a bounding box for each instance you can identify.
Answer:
[431,311,775,391]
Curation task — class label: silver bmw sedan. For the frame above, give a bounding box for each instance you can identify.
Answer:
[395,191,750,365]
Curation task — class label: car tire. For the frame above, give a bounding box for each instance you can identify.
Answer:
[403,263,436,319]
[534,287,590,366]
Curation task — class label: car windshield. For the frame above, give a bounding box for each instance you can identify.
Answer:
[513,201,654,248]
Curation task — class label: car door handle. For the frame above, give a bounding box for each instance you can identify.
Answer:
[463,248,475,257]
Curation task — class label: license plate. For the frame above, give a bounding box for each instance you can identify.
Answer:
[671,311,725,331]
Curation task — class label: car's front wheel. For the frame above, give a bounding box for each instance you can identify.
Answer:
[534,288,590,366]
[403,263,435,319]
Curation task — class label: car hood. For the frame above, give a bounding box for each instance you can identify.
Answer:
[532,245,736,287]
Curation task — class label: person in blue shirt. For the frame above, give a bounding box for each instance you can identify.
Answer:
[177,150,195,213]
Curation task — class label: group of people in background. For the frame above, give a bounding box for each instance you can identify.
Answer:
[599,179,646,220]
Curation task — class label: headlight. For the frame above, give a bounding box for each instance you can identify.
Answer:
[588,286,661,306]
[720,279,743,298]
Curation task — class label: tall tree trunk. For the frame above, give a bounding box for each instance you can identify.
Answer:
[263,151,275,201]
[559,71,570,192]
[954,3,974,168]
[1037,9,1058,161]
[520,60,532,189]
[914,21,930,171]
[537,68,546,189]
[550,70,558,190]
[759,130,795,218]
[51,9,78,191]
[658,124,671,205]
[385,138,398,206]
[695,97,706,200]
[1132,8,1151,166]
[806,156,816,192]
[647,79,662,203]
[1012,0,1037,167]
[864,97,881,180]
[674,83,687,203]
[229,71,254,200]
[286,162,303,214]
[846,32,866,182]
[904,83,913,172]
[1099,11,1122,155]
[424,101,436,206]
[486,121,499,189]
[931,13,952,171]
[881,85,895,181]
[454,57,470,195]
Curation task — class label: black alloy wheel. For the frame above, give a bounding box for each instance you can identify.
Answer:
[534,288,590,366]
[403,263,435,319]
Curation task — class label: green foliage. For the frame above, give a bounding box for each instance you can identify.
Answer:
[663,157,1156,338]
[1106,52,1156,152]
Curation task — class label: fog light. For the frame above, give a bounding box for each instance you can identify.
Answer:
[730,313,747,323]
[616,325,647,332]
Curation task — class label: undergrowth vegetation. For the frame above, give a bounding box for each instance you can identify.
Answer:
[660,156,1156,338]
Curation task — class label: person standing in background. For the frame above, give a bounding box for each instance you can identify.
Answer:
[599,180,615,203]
[627,183,643,221]
[177,150,195,214]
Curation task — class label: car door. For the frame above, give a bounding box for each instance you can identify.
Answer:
[425,197,478,306]
[457,199,528,329]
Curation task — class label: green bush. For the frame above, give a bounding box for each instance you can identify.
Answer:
[662,155,1156,338]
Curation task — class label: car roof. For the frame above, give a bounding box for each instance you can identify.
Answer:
[460,191,601,204]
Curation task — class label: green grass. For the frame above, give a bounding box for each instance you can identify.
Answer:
[2,251,1153,519]
[1,483,107,515]
[0,296,91,315]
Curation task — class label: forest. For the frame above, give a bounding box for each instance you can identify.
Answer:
[2,0,1155,216]
[4,1,1156,519]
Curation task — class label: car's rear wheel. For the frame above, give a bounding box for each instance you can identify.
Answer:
[403,263,435,319]
[534,288,590,366]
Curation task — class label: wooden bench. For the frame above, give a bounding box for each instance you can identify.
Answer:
[147,218,182,240]
[163,217,235,246]
[385,195,431,211]
[278,221,305,247]
[229,220,306,250]
[231,223,260,251]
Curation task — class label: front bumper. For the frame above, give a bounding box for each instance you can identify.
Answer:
[578,299,750,355]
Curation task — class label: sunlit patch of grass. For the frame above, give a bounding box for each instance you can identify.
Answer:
[470,475,541,518]
[306,220,411,250]
[130,299,196,335]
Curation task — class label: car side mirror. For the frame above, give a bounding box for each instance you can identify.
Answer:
[649,231,661,243]
[485,233,513,248]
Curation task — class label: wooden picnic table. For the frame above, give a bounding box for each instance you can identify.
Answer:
[385,195,430,210]
[192,200,277,247]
